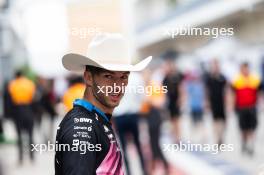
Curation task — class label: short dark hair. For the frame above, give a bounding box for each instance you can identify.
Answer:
[241,62,249,68]
[162,50,178,61]
[85,65,107,75]
[15,70,23,78]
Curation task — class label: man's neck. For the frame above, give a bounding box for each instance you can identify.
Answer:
[83,97,113,114]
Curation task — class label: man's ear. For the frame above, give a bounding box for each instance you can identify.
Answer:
[84,71,93,87]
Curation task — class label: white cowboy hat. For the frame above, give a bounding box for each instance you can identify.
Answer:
[62,33,152,72]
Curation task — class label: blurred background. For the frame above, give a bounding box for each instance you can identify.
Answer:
[1,0,264,175]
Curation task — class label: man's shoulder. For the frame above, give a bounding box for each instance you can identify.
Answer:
[60,106,96,128]
[56,106,99,141]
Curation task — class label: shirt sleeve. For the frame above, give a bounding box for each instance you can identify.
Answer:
[59,116,98,175]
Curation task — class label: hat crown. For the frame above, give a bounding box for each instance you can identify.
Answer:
[86,33,131,65]
[62,33,152,72]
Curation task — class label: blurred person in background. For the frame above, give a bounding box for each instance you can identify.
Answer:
[8,70,36,164]
[62,76,85,112]
[141,69,171,175]
[113,72,147,175]
[40,78,57,142]
[185,71,205,142]
[205,59,227,146]
[162,51,184,142]
[34,77,57,143]
[232,62,261,156]
[1,81,14,143]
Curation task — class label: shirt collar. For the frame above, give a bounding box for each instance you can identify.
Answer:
[73,99,110,123]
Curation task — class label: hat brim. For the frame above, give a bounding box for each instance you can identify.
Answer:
[62,53,152,72]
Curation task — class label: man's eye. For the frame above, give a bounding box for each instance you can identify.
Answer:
[104,75,112,79]
[121,75,128,80]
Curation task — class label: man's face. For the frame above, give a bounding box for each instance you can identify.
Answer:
[241,64,249,76]
[85,69,130,109]
[164,60,176,75]
[211,60,220,74]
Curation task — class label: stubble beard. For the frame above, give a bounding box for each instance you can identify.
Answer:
[91,80,117,109]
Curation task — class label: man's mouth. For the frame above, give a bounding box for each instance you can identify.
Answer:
[109,93,121,102]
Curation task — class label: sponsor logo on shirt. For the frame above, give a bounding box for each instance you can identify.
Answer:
[74,118,93,124]
[74,118,79,123]
[74,126,87,130]
[73,131,92,139]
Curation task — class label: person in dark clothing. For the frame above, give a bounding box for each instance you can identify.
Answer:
[8,71,36,164]
[1,81,14,143]
[55,65,129,175]
[146,107,169,174]
[55,33,152,175]
[114,113,147,175]
[162,59,183,142]
[55,99,124,175]
[205,60,227,146]
[35,77,57,143]
[3,81,14,119]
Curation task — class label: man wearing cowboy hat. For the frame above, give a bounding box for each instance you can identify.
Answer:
[55,33,152,175]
